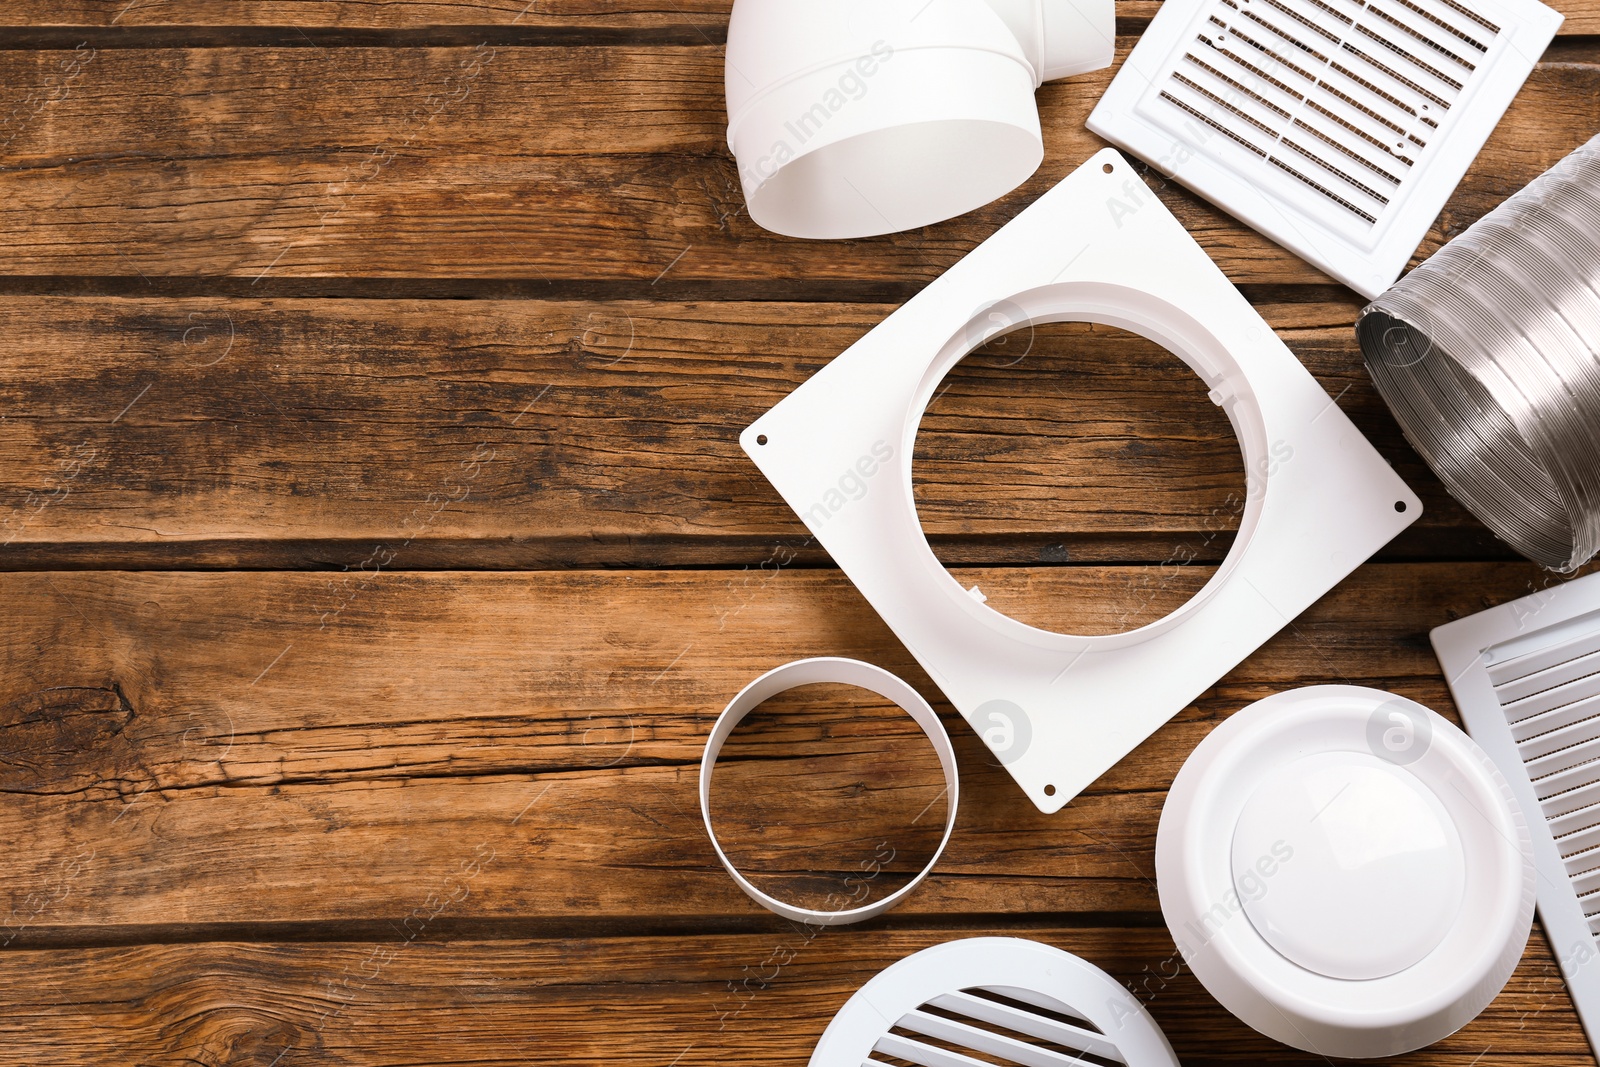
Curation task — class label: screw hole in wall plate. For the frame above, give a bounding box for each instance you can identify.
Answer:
[757,434,768,445]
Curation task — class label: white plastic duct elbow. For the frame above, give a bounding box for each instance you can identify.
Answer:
[725,0,1115,240]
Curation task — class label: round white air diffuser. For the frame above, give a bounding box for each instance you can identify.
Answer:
[1158,685,1534,1059]
[809,937,1179,1067]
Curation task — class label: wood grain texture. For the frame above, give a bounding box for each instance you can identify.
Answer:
[0,0,1156,35]
[2,0,1594,33]
[0,42,1595,287]
[0,296,1507,568]
[1,2,1594,1062]
[0,561,1576,935]
[0,0,734,31]
[0,928,1586,1066]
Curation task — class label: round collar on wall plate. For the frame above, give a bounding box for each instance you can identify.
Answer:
[1157,685,1534,1059]
[903,279,1270,653]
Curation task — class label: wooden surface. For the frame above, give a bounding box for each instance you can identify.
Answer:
[0,3,1596,1065]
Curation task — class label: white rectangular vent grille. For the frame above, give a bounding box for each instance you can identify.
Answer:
[1088,0,1560,296]
[1435,573,1600,1055]
[1163,0,1488,226]
[1490,616,1600,934]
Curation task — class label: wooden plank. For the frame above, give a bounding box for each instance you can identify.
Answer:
[0,928,1586,1066]
[1,0,1592,34]
[0,44,1594,288]
[0,296,1500,568]
[0,0,735,32]
[0,562,1574,934]
[0,1,1174,36]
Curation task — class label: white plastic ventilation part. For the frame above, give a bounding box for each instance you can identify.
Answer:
[1434,571,1600,1057]
[808,937,1180,1067]
[743,148,1420,814]
[1087,0,1561,297]
[699,657,959,925]
[725,0,1114,239]
[1159,685,1534,1058]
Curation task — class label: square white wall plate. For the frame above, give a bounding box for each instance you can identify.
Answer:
[743,149,1420,812]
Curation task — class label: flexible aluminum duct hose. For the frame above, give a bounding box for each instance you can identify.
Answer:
[1359,133,1600,572]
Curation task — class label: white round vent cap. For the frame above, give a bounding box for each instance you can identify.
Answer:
[1157,685,1535,1059]
[1231,751,1466,981]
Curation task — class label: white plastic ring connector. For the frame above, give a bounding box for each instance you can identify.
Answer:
[698,657,960,925]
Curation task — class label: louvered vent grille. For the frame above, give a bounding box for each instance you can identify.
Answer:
[1490,616,1600,937]
[870,986,1127,1067]
[1087,0,1557,296]
[1155,0,1492,228]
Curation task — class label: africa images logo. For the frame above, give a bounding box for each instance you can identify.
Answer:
[801,439,894,528]
[975,699,1032,766]
[1366,698,1433,766]
[1176,839,1295,950]
[737,41,895,191]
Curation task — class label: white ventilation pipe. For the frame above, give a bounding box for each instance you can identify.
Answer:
[724,0,1114,239]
